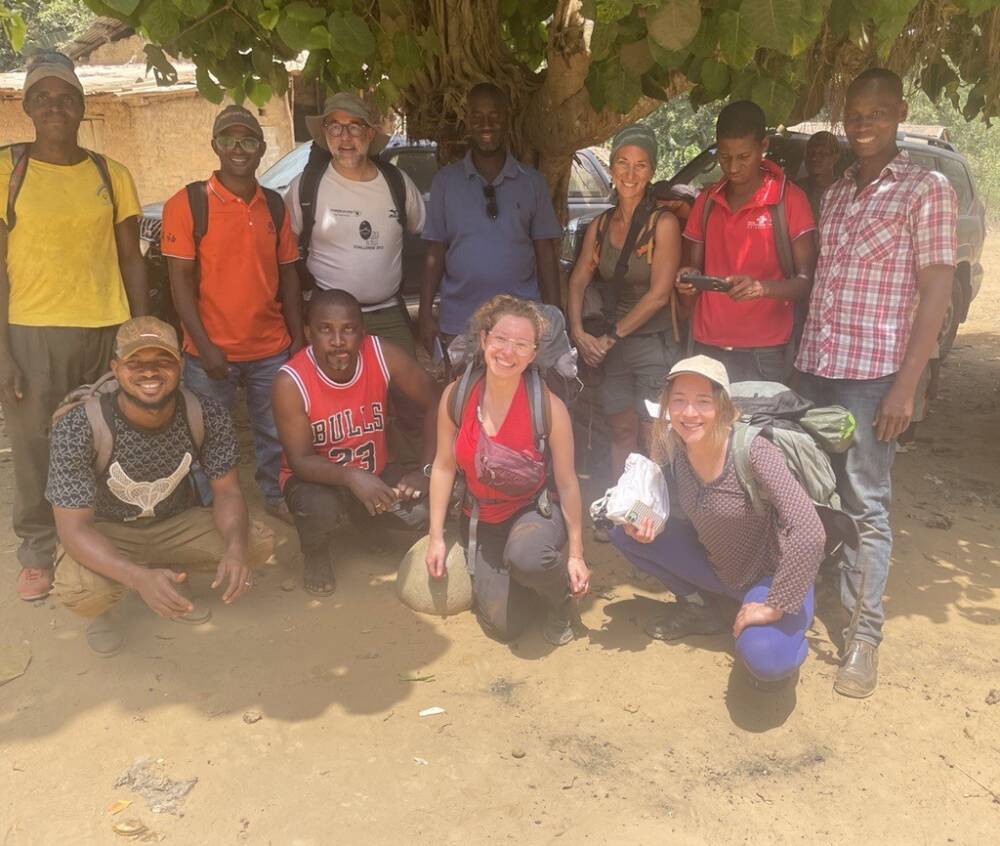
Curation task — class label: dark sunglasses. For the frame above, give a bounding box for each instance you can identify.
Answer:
[482,185,498,221]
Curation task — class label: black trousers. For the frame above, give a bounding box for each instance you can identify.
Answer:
[283,467,428,565]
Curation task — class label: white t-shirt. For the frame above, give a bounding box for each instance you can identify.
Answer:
[286,163,426,311]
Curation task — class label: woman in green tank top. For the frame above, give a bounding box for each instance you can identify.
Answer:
[567,124,683,482]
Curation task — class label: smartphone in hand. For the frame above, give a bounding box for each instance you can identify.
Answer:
[679,273,733,293]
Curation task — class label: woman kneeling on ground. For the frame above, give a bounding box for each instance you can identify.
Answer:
[611,355,825,687]
[425,296,590,645]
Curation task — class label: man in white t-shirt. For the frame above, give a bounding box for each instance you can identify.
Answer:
[285,92,425,352]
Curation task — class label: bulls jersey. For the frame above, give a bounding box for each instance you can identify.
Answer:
[278,336,390,489]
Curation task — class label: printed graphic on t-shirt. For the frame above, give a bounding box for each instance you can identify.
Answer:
[106,453,193,520]
[748,212,772,231]
[325,207,385,252]
[310,402,385,472]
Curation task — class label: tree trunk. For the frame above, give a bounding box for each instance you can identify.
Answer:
[393,0,687,221]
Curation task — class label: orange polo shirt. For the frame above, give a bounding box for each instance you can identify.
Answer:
[161,173,299,361]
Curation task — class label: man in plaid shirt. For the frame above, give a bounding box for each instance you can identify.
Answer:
[796,69,957,699]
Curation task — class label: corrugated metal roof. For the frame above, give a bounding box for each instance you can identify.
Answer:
[63,17,134,61]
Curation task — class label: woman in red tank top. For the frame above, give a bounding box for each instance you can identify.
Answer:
[425,296,590,645]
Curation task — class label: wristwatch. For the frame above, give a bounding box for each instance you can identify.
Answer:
[609,326,621,343]
[422,463,433,478]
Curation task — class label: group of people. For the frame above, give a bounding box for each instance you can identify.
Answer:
[1,51,957,701]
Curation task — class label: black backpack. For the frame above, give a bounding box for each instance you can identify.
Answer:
[4,142,116,230]
[296,142,408,289]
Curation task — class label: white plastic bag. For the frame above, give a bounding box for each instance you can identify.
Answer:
[603,452,669,536]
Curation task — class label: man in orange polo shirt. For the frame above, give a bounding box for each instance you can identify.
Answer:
[678,101,817,383]
[161,105,304,522]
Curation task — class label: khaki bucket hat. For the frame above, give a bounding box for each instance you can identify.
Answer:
[305,92,389,154]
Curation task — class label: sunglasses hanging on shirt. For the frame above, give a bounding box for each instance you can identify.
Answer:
[482,185,498,221]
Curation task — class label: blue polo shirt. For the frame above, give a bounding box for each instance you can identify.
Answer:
[423,151,562,334]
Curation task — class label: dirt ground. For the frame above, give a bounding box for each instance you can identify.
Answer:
[2,245,999,846]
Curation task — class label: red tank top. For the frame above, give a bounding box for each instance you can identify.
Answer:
[278,336,390,490]
[454,377,544,524]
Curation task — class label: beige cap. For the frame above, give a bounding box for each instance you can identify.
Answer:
[305,91,389,154]
[115,317,181,362]
[23,51,83,98]
[666,355,730,396]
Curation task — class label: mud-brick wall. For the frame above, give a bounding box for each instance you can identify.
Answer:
[0,89,294,205]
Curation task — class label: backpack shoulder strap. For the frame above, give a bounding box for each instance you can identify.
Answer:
[590,207,614,269]
[298,144,330,260]
[262,186,286,236]
[178,387,205,457]
[523,366,551,455]
[5,143,31,231]
[85,393,116,476]
[769,195,795,279]
[732,422,767,516]
[371,158,407,232]
[185,181,209,252]
[448,361,482,430]
[700,193,715,241]
[85,151,117,220]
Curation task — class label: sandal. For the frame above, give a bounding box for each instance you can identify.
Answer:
[303,555,337,596]
[644,600,726,641]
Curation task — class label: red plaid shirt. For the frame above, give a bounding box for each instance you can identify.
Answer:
[796,154,957,380]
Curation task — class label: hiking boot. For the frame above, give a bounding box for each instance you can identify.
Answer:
[747,667,800,693]
[644,599,726,641]
[834,640,878,698]
[169,579,212,625]
[264,500,295,526]
[542,604,574,646]
[17,567,53,601]
[86,609,124,657]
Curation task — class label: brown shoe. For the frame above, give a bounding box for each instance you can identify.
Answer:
[834,640,878,698]
[644,600,726,641]
[17,567,53,601]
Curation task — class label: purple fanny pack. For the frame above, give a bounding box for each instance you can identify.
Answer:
[474,433,546,498]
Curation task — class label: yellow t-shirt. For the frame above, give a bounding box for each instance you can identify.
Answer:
[0,152,141,327]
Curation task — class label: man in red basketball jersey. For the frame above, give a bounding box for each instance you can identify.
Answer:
[273,289,439,595]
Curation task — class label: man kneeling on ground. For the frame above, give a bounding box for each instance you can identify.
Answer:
[49,317,273,657]
[273,289,440,595]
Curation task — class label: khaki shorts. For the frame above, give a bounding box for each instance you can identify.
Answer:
[53,507,274,618]
[598,331,681,418]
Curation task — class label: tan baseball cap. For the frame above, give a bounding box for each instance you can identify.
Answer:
[305,91,389,154]
[115,317,181,362]
[23,50,83,98]
[666,355,731,397]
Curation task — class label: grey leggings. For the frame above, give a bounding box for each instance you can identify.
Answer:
[460,504,568,641]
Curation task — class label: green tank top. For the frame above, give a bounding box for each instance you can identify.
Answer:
[597,225,670,335]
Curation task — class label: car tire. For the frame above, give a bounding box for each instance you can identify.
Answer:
[937,277,964,361]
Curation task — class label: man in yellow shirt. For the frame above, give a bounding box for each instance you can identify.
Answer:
[0,52,148,601]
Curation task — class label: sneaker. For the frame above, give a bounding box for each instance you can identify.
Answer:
[169,578,212,625]
[17,567,53,601]
[86,609,124,657]
[644,600,726,641]
[834,640,878,698]
[264,500,295,526]
[542,604,574,646]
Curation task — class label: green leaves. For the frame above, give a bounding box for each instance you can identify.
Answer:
[742,0,801,53]
[329,11,375,61]
[751,77,796,124]
[0,6,26,51]
[196,64,224,103]
[718,10,755,68]
[647,0,702,51]
[139,0,182,43]
[103,0,142,13]
[171,0,212,16]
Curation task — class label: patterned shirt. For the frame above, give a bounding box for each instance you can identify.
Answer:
[671,435,825,613]
[47,392,238,523]
[796,153,957,380]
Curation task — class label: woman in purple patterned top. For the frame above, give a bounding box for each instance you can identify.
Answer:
[610,355,825,689]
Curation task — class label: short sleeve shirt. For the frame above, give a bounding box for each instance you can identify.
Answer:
[422,152,562,335]
[284,164,425,310]
[0,153,141,328]
[46,393,238,523]
[161,174,298,361]
[683,160,816,348]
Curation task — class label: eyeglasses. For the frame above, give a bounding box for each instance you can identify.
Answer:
[323,120,368,138]
[215,135,262,153]
[486,332,535,355]
[482,185,498,221]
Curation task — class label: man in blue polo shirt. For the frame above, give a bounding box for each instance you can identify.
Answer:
[417,83,562,353]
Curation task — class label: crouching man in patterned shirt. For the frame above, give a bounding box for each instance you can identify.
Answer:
[48,317,273,657]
